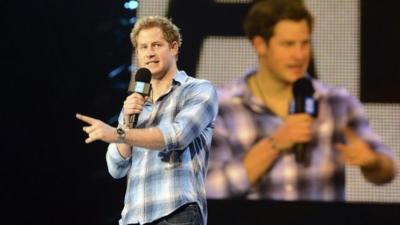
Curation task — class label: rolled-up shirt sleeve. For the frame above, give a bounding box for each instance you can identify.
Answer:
[106,143,132,179]
[343,90,394,157]
[158,80,218,152]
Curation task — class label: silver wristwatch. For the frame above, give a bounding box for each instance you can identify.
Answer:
[116,124,128,143]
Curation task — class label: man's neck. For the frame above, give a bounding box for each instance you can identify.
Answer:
[150,66,177,102]
[255,70,292,100]
[250,70,293,118]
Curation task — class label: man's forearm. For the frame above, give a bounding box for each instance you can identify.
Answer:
[244,138,280,186]
[116,143,133,159]
[123,127,166,150]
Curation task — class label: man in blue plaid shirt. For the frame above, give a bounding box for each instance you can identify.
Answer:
[77,16,218,225]
[206,0,396,201]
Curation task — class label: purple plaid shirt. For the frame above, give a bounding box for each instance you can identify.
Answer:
[206,69,392,201]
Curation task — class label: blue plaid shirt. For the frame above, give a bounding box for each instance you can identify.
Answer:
[106,71,218,225]
[206,69,393,201]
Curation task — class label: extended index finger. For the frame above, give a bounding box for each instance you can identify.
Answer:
[76,113,96,125]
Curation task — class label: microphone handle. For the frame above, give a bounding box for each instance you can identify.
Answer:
[294,143,311,166]
[128,113,139,129]
[294,144,305,162]
[293,96,309,165]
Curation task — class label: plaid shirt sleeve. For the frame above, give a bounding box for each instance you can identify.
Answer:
[158,80,218,152]
[334,88,393,157]
[105,111,132,179]
[105,143,132,179]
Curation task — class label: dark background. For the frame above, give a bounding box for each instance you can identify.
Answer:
[361,0,400,103]
[1,0,399,225]
[1,1,129,224]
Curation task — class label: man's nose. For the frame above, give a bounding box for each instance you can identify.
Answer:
[146,48,156,57]
[293,45,309,61]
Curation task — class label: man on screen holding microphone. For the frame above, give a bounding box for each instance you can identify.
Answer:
[206,0,396,201]
[77,16,217,225]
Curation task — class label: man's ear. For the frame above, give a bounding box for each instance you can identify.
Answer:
[170,41,179,56]
[252,35,268,56]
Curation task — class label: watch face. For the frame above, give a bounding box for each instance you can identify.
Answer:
[117,128,125,135]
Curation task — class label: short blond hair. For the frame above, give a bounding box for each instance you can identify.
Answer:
[130,16,182,49]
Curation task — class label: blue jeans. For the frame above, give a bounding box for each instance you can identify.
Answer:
[130,203,203,225]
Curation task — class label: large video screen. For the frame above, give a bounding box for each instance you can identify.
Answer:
[136,0,400,203]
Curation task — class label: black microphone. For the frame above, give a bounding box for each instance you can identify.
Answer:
[127,68,152,128]
[292,77,318,165]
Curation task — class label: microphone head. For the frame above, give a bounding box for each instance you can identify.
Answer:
[135,68,152,83]
[128,68,152,95]
[293,77,315,97]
